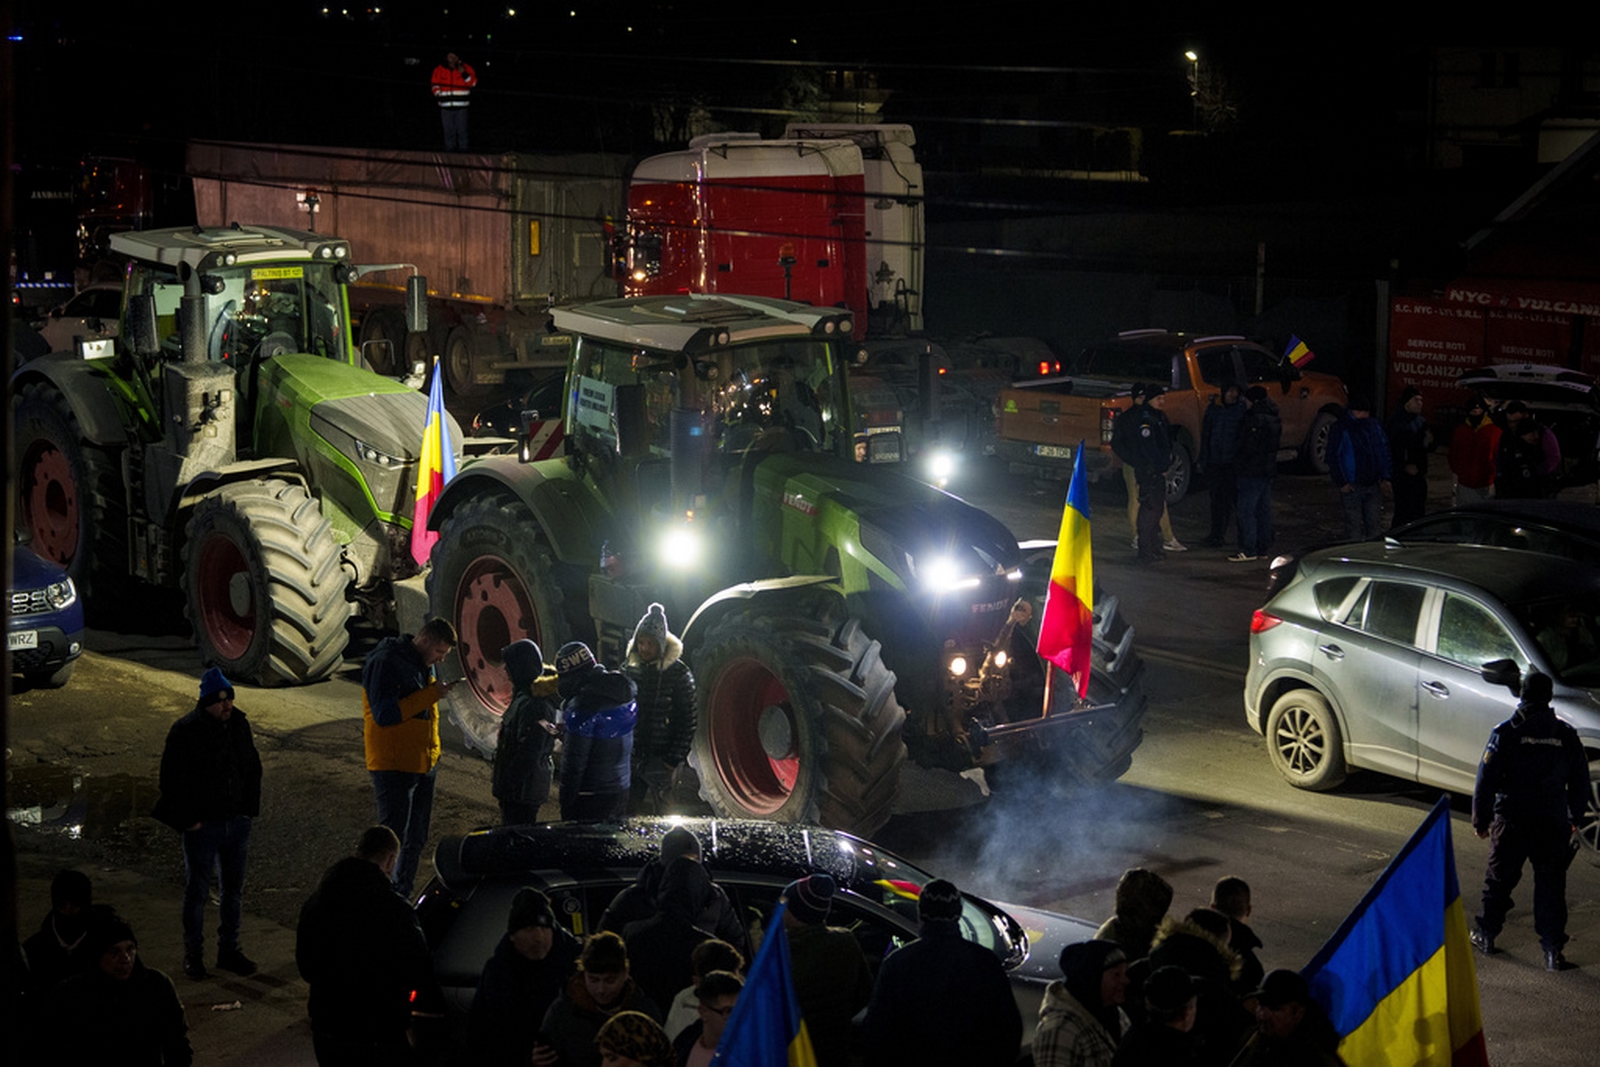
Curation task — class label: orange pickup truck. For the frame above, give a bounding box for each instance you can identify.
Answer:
[995,331,1348,502]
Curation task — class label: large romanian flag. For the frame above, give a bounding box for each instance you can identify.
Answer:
[1304,795,1489,1067]
[713,903,817,1067]
[410,364,458,567]
[1035,444,1094,699]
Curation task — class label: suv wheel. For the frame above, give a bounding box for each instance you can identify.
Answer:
[1265,689,1346,790]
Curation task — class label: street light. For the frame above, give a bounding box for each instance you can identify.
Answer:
[1185,50,1200,129]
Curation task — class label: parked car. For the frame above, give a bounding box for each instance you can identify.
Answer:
[31,283,122,353]
[416,818,1098,1051]
[1459,363,1600,488]
[9,540,85,688]
[1246,541,1600,858]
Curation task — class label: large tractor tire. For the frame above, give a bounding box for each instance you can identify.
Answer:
[13,381,123,593]
[690,609,907,837]
[182,478,352,686]
[427,492,568,756]
[358,307,406,376]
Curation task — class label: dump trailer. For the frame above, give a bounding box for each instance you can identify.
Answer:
[11,224,485,685]
[425,294,1145,836]
[187,141,631,396]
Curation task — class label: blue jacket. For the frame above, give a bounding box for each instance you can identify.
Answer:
[1327,414,1391,487]
[1472,702,1589,831]
[558,669,638,811]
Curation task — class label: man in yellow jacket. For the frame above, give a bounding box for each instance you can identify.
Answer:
[362,617,457,897]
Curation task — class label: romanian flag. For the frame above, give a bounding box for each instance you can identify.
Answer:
[1035,444,1094,699]
[1286,334,1315,367]
[410,362,458,567]
[713,903,817,1067]
[1304,796,1488,1067]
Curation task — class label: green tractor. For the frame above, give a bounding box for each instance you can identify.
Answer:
[425,294,1146,835]
[11,224,465,685]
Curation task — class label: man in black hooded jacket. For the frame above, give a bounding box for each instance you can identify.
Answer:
[1470,670,1590,971]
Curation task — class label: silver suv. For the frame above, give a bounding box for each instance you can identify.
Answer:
[1245,541,1600,856]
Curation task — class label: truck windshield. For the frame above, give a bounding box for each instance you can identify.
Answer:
[130,262,349,364]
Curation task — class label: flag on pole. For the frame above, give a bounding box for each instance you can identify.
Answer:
[1286,334,1315,367]
[712,902,817,1067]
[1303,795,1488,1067]
[1035,443,1094,699]
[410,362,458,567]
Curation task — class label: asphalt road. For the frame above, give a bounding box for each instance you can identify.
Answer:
[7,460,1599,1064]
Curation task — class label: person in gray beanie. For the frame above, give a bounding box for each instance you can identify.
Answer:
[492,639,561,824]
[1035,939,1130,1067]
[623,602,697,814]
[863,878,1022,1065]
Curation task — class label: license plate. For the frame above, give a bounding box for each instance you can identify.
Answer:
[1033,444,1073,459]
[8,630,39,650]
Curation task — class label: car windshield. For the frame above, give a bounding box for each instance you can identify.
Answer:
[1517,595,1600,686]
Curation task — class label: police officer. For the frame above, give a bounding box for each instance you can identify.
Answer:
[1469,670,1590,971]
[1111,383,1174,565]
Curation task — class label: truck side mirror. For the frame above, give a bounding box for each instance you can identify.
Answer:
[405,276,429,335]
[128,294,160,356]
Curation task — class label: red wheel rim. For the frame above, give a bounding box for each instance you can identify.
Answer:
[196,533,255,659]
[708,655,800,815]
[455,555,540,715]
[22,442,79,565]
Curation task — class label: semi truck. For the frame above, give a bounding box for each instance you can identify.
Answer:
[423,293,1146,835]
[186,141,631,397]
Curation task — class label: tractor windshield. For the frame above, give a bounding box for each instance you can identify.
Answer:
[709,341,841,454]
[128,261,350,364]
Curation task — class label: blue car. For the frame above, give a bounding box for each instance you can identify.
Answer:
[9,542,84,688]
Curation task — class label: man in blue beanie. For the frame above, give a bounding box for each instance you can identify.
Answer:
[151,666,262,980]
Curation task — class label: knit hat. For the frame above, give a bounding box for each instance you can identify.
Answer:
[508,887,555,932]
[555,641,597,676]
[1144,965,1196,1014]
[632,602,670,651]
[501,639,545,690]
[918,879,964,923]
[595,1011,673,1066]
[781,873,836,924]
[1250,968,1311,1009]
[83,913,137,959]
[199,666,234,704]
[1398,384,1422,405]
[1058,939,1127,985]
[660,825,702,864]
[1245,385,1269,403]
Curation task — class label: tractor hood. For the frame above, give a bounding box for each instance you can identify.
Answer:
[263,354,465,462]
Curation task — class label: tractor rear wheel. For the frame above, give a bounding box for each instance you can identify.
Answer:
[182,478,351,686]
[13,381,122,594]
[427,492,568,756]
[691,609,906,836]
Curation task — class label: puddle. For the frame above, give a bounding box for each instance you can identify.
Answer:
[6,765,161,840]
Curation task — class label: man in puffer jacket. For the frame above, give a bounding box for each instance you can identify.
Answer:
[555,641,638,820]
[623,603,697,814]
[492,639,561,824]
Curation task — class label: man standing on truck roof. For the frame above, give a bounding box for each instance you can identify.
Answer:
[1113,384,1178,565]
[432,51,477,151]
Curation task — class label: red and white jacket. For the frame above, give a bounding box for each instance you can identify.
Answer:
[431,63,476,108]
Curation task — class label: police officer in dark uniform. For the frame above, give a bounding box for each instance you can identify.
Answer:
[1111,383,1174,565]
[1469,670,1590,971]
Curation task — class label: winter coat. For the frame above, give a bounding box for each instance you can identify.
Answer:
[1495,430,1558,499]
[625,633,697,767]
[1449,415,1500,489]
[430,61,476,107]
[1227,1020,1347,1067]
[1472,702,1589,831]
[151,702,262,831]
[1112,1022,1197,1067]
[558,667,638,817]
[1200,396,1247,470]
[1226,917,1265,996]
[467,926,582,1067]
[1235,398,1282,480]
[361,634,445,774]
[1112,403,1174,479]
[599,858,751,959]
[492,672,560,809]
[1147,918,1252,1066]
[295,855,436,1041]
[787,921,874,1067]
[47,959,192,1066]
[1034,981,1128,1067]
[861,920,1023,1067]
[1386,409,1432,476]
[1326,414,1391,487]
[21,903,117,995]
[539,972,662,1067]
[621,858,718,1011]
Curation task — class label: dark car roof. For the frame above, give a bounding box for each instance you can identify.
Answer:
[1299,541,1600,604]
[433,817,915,896]
[1393,499,1600,540]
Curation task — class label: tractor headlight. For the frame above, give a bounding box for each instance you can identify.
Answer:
[657,522,705,571]
[924,448,958,486]
[916,554,980,593]
[355,438,407,468]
